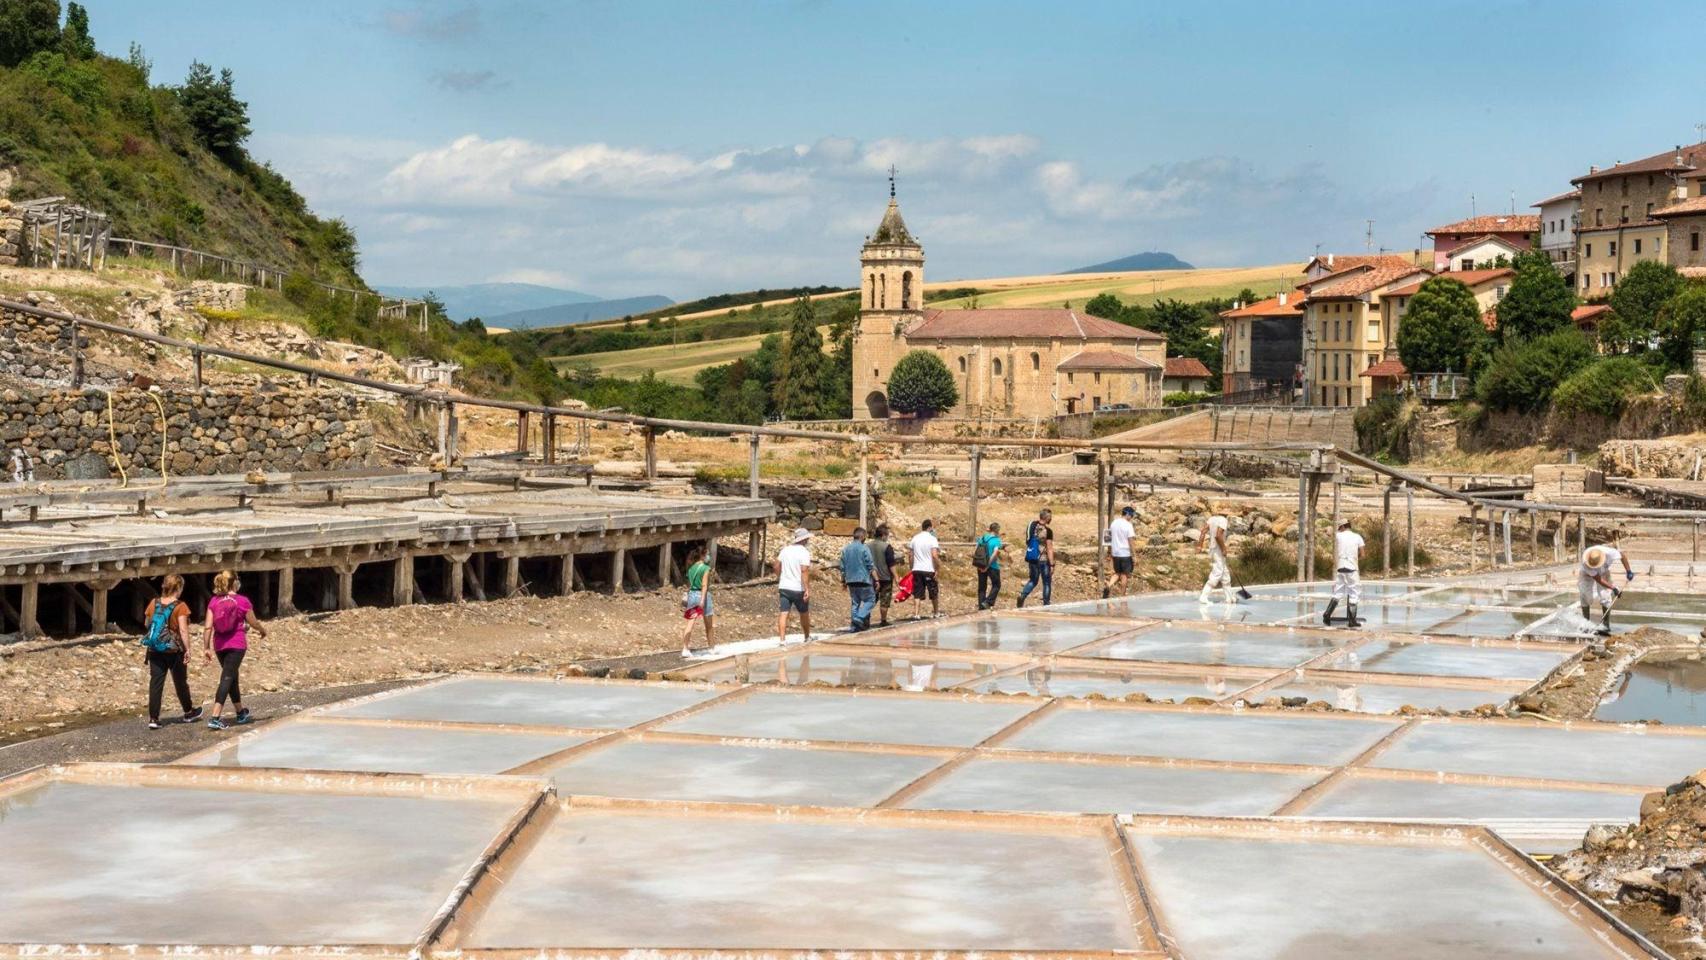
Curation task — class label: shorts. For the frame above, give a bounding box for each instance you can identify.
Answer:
[1112,556,1134,575]
[682,589,713,619]
[778,589,809,613]
[912,570,938,601]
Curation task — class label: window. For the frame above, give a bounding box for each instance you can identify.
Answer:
[1634,239,1642,254]
[867,274,876,307]
[1094,371,1102,383]
[878,273,886,308]
[1030,352,1040,371]
[1595,208,1603,226]
[1367,354,1375,368]
[1066,372,1074,384]
[1647,201,1654,216]
[1609,241,1617,256]
[1366,320,1379,342]
[1621,205,1629,222]
[1693,231,1700,252]
[992,357,1003,376]
[901,271,913,310]
[1621,178,1629,196]
[872,367,878,377]
[1585,242,1592,257]
[1495,285,1507,301]
[957,355,966,373]
[1460,258,1475,271]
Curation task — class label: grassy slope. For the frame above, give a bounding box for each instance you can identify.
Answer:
[0,52,361,285]
[556,325,833,386]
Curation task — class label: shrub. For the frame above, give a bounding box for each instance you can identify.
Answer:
[1494,249,1576,343]
[1396,277,1488,374]
[1310,517,1432,578]
[1163,390,1212,407]
[1352,392,1413,460]
[1475,330,1596,413]
[1552,357,1659,418]
[886,349,959,415]
[1606,260,1681,353]
[1233,540,1294,585]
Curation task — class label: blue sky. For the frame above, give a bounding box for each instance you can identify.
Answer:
[83,0,1706,299]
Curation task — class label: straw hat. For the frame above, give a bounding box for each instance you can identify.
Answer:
[1585,546,1605,567]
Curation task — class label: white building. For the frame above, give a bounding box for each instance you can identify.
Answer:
[1532,188,1580,285]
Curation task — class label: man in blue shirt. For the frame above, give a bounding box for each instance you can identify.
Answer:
[975,521,1006,609]
[840,526,878,631]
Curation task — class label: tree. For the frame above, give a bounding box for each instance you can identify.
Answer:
[1083,292,1123,319]
[1475,330,1596,413]
[1658,283,1706,369]
[886,350,958,416]
[177,61,251,163]
[772,297,827,419]
[1396,277,1488,374]
[0,0,59,67]
[59,0,90,58]
[1495,249,1575,343]
[1605,260,1682,354]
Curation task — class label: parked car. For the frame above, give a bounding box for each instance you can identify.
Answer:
[1094,403,1134,414]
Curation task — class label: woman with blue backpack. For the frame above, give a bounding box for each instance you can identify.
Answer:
[141,574,202,730]
[202,569,268,730]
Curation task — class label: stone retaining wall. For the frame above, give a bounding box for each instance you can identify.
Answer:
[692,477,873,528]
[1,386,376,480]
[0,301,75,382]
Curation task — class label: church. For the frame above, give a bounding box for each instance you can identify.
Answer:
[852,186,1166,421]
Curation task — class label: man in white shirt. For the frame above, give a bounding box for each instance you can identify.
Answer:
[1579,544,1633,634]
[1323,519,1364,627]
[1198,511,1234,605]
[774,528,814,645]
[1105,506,1136,598]
[908,519,942,617]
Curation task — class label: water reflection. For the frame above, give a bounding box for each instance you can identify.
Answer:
[1596,658,1706,725]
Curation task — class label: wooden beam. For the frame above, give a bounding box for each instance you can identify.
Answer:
[611,547,626,594]
[559,551,575,595]
[643,428,658,480]
[1095,455,1108,594]
[967,445,982,541]
[858,442,869,530]
[336,567,354,610]
[624,549,642,593]
[19,582,41,639]
[392,556,413,607]
[502,555,520,598]
[276,565,297,615]
[92,583,109,633]
[747,433,761,498]
[659,541,674,587]
[448,557,465,603]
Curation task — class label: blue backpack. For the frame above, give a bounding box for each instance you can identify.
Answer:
[141,600,180,653]
[1024,521,1044,562]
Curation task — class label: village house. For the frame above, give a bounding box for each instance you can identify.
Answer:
[1297,257,1430,407]
[1651,169,1706,276]
[851,189,1165,419]
[1162,357,1212,393]
[1217,291,1302,394]
[1533,188,1580,285]
[1385,268,1514,335]
[1424,215,1538,271]
[1571,142,1706,294]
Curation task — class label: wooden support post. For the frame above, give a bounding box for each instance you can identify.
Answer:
[1095,455,1109,594]
[503,556,520,597]
[1330,479,1341,535]
[446,403,459,464]
[1469,505,1480,571]
[1577,513,1586,555]
[20,581,41,639]
[69,320,83,388]
[1382,484,1392,578]
[449,557,466,603]
[643,427,658,480]
[1694,521,1700,563]
[336,567,355,611]
[1555,514,1566,563]
[436,403,450,463]
[276,566,297,615]
[612,547,627,594]
[968,445,982,540]
[624,551,643,593]
[659,542,674,587]
[192,350,204,390]
[543,415,556,465]
[92,583,110,633]
[559,552,576,595]
[1501,510,1512,566]
[747,433,761,498]
[858,442,870,530]
[1405,484,1415,577]
[463,559,487,602]
[1296,472,1310,583]
[1529,510,1539,559]
[748,524,764,578]
[516,410,530,456]
[393,556,413,607]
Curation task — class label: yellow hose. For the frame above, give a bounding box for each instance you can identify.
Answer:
[105,389,171,488]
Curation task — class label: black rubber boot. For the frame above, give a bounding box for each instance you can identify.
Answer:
[1322,600,1338,626]
[1346,603,1361,628]
[1596,609,1612,636]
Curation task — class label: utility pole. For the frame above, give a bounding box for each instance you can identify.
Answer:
[1364,220,1375,252]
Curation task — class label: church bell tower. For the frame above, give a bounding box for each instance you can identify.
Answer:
[854,169,925,419]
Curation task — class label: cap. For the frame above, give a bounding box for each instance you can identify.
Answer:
[790,528,813,544]
[1121,506,1135,517]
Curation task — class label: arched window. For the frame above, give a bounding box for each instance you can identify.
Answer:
[958,356,967,373]
[867,273,876,308]
[879,274,886,309]
[1030,352,1040,371]
[901,271,913,309]
[992,357,1003,376]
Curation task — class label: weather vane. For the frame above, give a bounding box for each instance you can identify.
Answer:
[888,165,897,199]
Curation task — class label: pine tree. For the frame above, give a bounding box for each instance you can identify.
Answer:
[177,60,251,163]
[772,297,826,419]
[0,0,61,67]
[59,1,92,58]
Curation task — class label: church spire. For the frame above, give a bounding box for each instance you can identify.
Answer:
[869,170,916,246]
[888,164,896,199]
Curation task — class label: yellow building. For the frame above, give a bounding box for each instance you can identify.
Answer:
[1384,268,1513,337]
[1570,143,1706,294]
[852,190,1165,419]
[1299,261,1431,407]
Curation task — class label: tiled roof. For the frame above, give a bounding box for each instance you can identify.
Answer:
[868,198,916,246]
[1387,268,1513,298]
[1426,215,1540,237]
[1652,196,1706,218]
[1572,143,1706,184]
[1360,358,1407,378]
[1441,234,1524,258]
[1305,266,1432,299]
[1057,349,1160,371]
[1572,304,1612,322]
[1219,293,1303,318]
[1531,189,1581,207]
[1577,219,1665,233]
[906,308,1162,341]
[1302,253,1413,275]
[1163,357,1211,378]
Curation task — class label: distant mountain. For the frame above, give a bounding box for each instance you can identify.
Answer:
[1063,252,1194,273]
[486,295,676,330]
[372,282,601,321]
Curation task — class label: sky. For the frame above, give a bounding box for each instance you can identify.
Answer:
[82,0,1706,300]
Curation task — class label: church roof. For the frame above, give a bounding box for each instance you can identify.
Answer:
[906,308,1163,342]
[1163,357,1211,378]
[1058,349,1160,371]
[869,198,916,245]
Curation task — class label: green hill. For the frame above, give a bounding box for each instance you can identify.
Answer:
[0,6,361,285]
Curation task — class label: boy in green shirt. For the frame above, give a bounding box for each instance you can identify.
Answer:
[679,545,715,656]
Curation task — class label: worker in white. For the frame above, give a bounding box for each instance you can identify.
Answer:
[1578,544,1633,632]
[1197,510,1234,604]
[1322,519,1364,627]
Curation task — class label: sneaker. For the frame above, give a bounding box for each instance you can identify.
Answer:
[147,720,162,731]
[207,716,228,730]
[181,707,204,723]
[234,710,253,725]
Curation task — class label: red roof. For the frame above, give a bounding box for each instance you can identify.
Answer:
[1426,215,1540,237]
[1302,253,1414,276]
[1531,189,1581,207]
[906,308,1162,342]
[1652,196,1706,218]
[1573,143,1706,184]
[1305,265,1432,299]
[1360,358,1408,378]
[1441,234,1525,258]
[1219,292,1303,318]
[1057,349,1160,371]
[1572,304,1612,323]
[1163,357,1211,378]
[1387,269,1513,298]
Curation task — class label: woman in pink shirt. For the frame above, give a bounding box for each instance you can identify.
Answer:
[201,570,268,730]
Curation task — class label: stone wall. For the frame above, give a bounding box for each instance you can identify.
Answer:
[0,299,75,382]
[778,416,1056,440]
[1,386,377,480]
[692,477,874,529]
[1599,439,1706,479]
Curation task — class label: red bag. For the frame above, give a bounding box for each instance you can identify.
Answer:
[893,571,916,604]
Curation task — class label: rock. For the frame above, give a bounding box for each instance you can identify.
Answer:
[1583,823,1621,852]
[1280,695,1308,708]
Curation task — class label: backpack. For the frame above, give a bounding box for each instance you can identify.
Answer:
[972,534,993,571]
[1024,521,1043,562]
[211,595,245,636]
[142,600,180,653]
